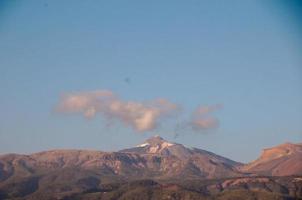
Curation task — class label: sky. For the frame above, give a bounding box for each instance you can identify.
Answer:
[0,0,301,163]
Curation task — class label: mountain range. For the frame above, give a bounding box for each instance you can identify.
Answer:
[0,136,301,200]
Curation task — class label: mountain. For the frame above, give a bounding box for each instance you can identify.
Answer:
[0,136,301,199]
[241,142,302,176]
[0,136,242,183]
[120,135,242,179]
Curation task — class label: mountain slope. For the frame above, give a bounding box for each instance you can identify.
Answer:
[1,137,301,182]
[0,136,242,183]
[120,136,242,178]
[0,137,302,199]
[241,142,302,176]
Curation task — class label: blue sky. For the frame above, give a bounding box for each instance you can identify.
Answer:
[0,0,301,162]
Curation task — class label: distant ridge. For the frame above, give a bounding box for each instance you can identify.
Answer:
[0,136,302,199]
[241,142,302,176]
[1,136,301,182]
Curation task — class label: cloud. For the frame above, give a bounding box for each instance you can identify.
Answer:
[190,104,222,130]
[56,90,180,132]
[56,90,222,134]
[191,117,219,130]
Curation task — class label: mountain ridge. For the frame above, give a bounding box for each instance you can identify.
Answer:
[0,136,302,200]
[1,136,301,181]
[241,142,302,176]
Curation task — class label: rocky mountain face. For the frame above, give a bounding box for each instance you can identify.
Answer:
[0,136,242,183]
[0,136,301,199]
[120,136,242,179]
[240,142,302,176]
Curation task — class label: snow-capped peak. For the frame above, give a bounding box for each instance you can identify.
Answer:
[135,136,176,153]
[148,141,175,153]
[162,141,175,148]
[136,143,150,147]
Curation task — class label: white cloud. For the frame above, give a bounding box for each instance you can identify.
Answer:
[56,90,179,132]
[190,104,222,130]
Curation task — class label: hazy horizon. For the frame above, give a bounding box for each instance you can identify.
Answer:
[0,0,302,163]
